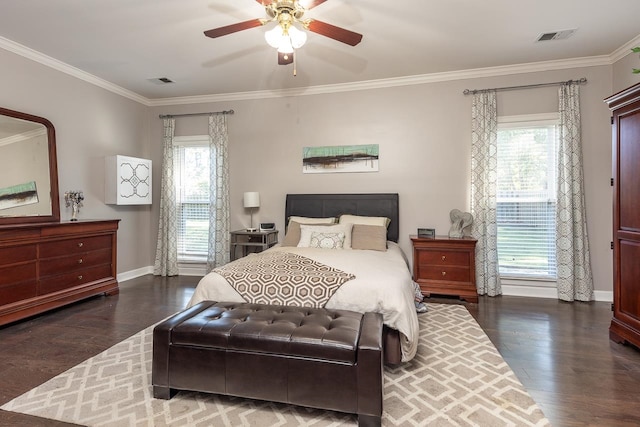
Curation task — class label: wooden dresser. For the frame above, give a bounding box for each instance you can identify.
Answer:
[0,219,119,326]
[411,235,478,303]
[605,82,640,349]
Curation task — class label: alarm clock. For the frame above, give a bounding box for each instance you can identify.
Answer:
[260,222,275,231]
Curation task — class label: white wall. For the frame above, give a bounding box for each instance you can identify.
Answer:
[151,65,615,294]
[0,48,153,273]
[3,41,633,297]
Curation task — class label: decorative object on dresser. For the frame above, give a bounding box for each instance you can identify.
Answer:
[105,155,152,205]
[242,191,260,231]
[448,209,473,238]
[64,190,84,221]
[0,106,119,326]
[411,235,478,303]
[229,229,278,261]
[605,82,640,349]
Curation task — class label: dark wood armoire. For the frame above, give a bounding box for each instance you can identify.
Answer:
[605,82,640,349]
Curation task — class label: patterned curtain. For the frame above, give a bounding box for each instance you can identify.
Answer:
[153,119,179,276]
[556,83,594,301]
[207,114,230,272]
[470,91,502,296]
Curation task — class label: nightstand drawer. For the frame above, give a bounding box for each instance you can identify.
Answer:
[416,250,469,267]
[416,265,470,282]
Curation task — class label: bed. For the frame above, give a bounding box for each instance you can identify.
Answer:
[188,193,419,364]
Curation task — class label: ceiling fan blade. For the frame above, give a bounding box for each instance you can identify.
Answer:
[299,0,328,9]
[305,19,362,46]
[278,51,294,65]
[204,19,264,38]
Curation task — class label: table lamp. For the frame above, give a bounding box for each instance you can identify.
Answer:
[243,191,260,231]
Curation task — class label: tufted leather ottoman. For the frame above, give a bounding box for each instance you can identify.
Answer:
[152,301,384,427]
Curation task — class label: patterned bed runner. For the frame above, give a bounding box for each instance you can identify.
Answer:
[214,251,355,308]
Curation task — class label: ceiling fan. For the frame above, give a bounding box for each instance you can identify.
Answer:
[204,0,363,66]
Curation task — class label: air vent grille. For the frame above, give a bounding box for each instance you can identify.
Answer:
[536,29,577,42]
[148,77,175,84]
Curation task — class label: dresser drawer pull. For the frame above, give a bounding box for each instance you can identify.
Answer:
[78,275,83,280]
[442,271,447,276]
[78,258,83,264]
[442,255,446,261]
[78,242,84,248]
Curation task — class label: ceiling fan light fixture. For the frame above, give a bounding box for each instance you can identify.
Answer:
[265,25,283,48]
[288,25,307,48]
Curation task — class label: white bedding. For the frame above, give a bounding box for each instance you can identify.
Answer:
[188,242,419,362]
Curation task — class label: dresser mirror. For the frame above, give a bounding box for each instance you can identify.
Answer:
[0,107,60,225]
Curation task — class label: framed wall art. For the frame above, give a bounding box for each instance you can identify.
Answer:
[303,144,379,174]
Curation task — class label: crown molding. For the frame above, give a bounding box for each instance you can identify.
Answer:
[0,34,631,107]
[610,33,640,63]
[148,55,611,106]
[0,36,150,106]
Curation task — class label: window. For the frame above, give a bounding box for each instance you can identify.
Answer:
[174,136,210,262]
[497,115,558,280]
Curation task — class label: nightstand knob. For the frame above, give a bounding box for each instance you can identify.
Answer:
[441,255,446,261]
[78,242,84,248]
[442,271,447,276]
[78,275,83,280]
[78,258,83,264]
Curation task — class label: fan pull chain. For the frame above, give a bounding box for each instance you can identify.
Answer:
[293,50,297,76]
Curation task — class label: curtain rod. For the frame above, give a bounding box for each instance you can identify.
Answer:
[158,110,234,119]
[462,78,587,95]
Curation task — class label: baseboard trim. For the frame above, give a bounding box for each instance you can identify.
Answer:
[502,284,613,302]
[117,266,153,282]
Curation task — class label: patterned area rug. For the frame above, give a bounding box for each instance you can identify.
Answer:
[1,304,550,426]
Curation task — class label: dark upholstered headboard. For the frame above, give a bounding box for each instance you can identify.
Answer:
[285,193,399,242]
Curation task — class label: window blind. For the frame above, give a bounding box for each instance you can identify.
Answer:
[496,125,557,279]
[176,145,210,261]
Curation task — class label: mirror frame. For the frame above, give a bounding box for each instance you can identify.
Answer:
[0,107,60,225]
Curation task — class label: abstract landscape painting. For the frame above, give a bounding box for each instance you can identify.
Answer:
[303,144,379,174]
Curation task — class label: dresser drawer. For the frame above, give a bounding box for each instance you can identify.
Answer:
[0,280,37,306]
[416,265,471,283]
[39,235,112,259]
[416,250,470,267]
[39,248,112,277]
[0,245,37,268]
[38,264,114,295]
[0,262,37,286]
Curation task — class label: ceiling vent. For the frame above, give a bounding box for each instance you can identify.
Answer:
[536,29,577,42]
[148,77,175,84]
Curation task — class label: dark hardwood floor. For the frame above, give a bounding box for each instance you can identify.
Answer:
[1,276,639,426]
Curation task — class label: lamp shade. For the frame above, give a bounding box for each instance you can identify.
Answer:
[243,192,260,208]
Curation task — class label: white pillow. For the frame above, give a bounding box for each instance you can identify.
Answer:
[309,231,346,249]
[298,223,353,248]
[288,216,335,224]
[339,214,391,228]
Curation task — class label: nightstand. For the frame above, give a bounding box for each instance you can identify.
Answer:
[230,229,279,261]
[410,235,478,303]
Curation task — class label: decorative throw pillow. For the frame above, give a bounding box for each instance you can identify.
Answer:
[298,223,353,248]
[351,224,388,251]
[309,231,346,249]
[282,221,336,247]
[339,214,391,228]
[288,216,336,224]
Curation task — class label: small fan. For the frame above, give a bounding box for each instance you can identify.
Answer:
[204,0,362,65]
